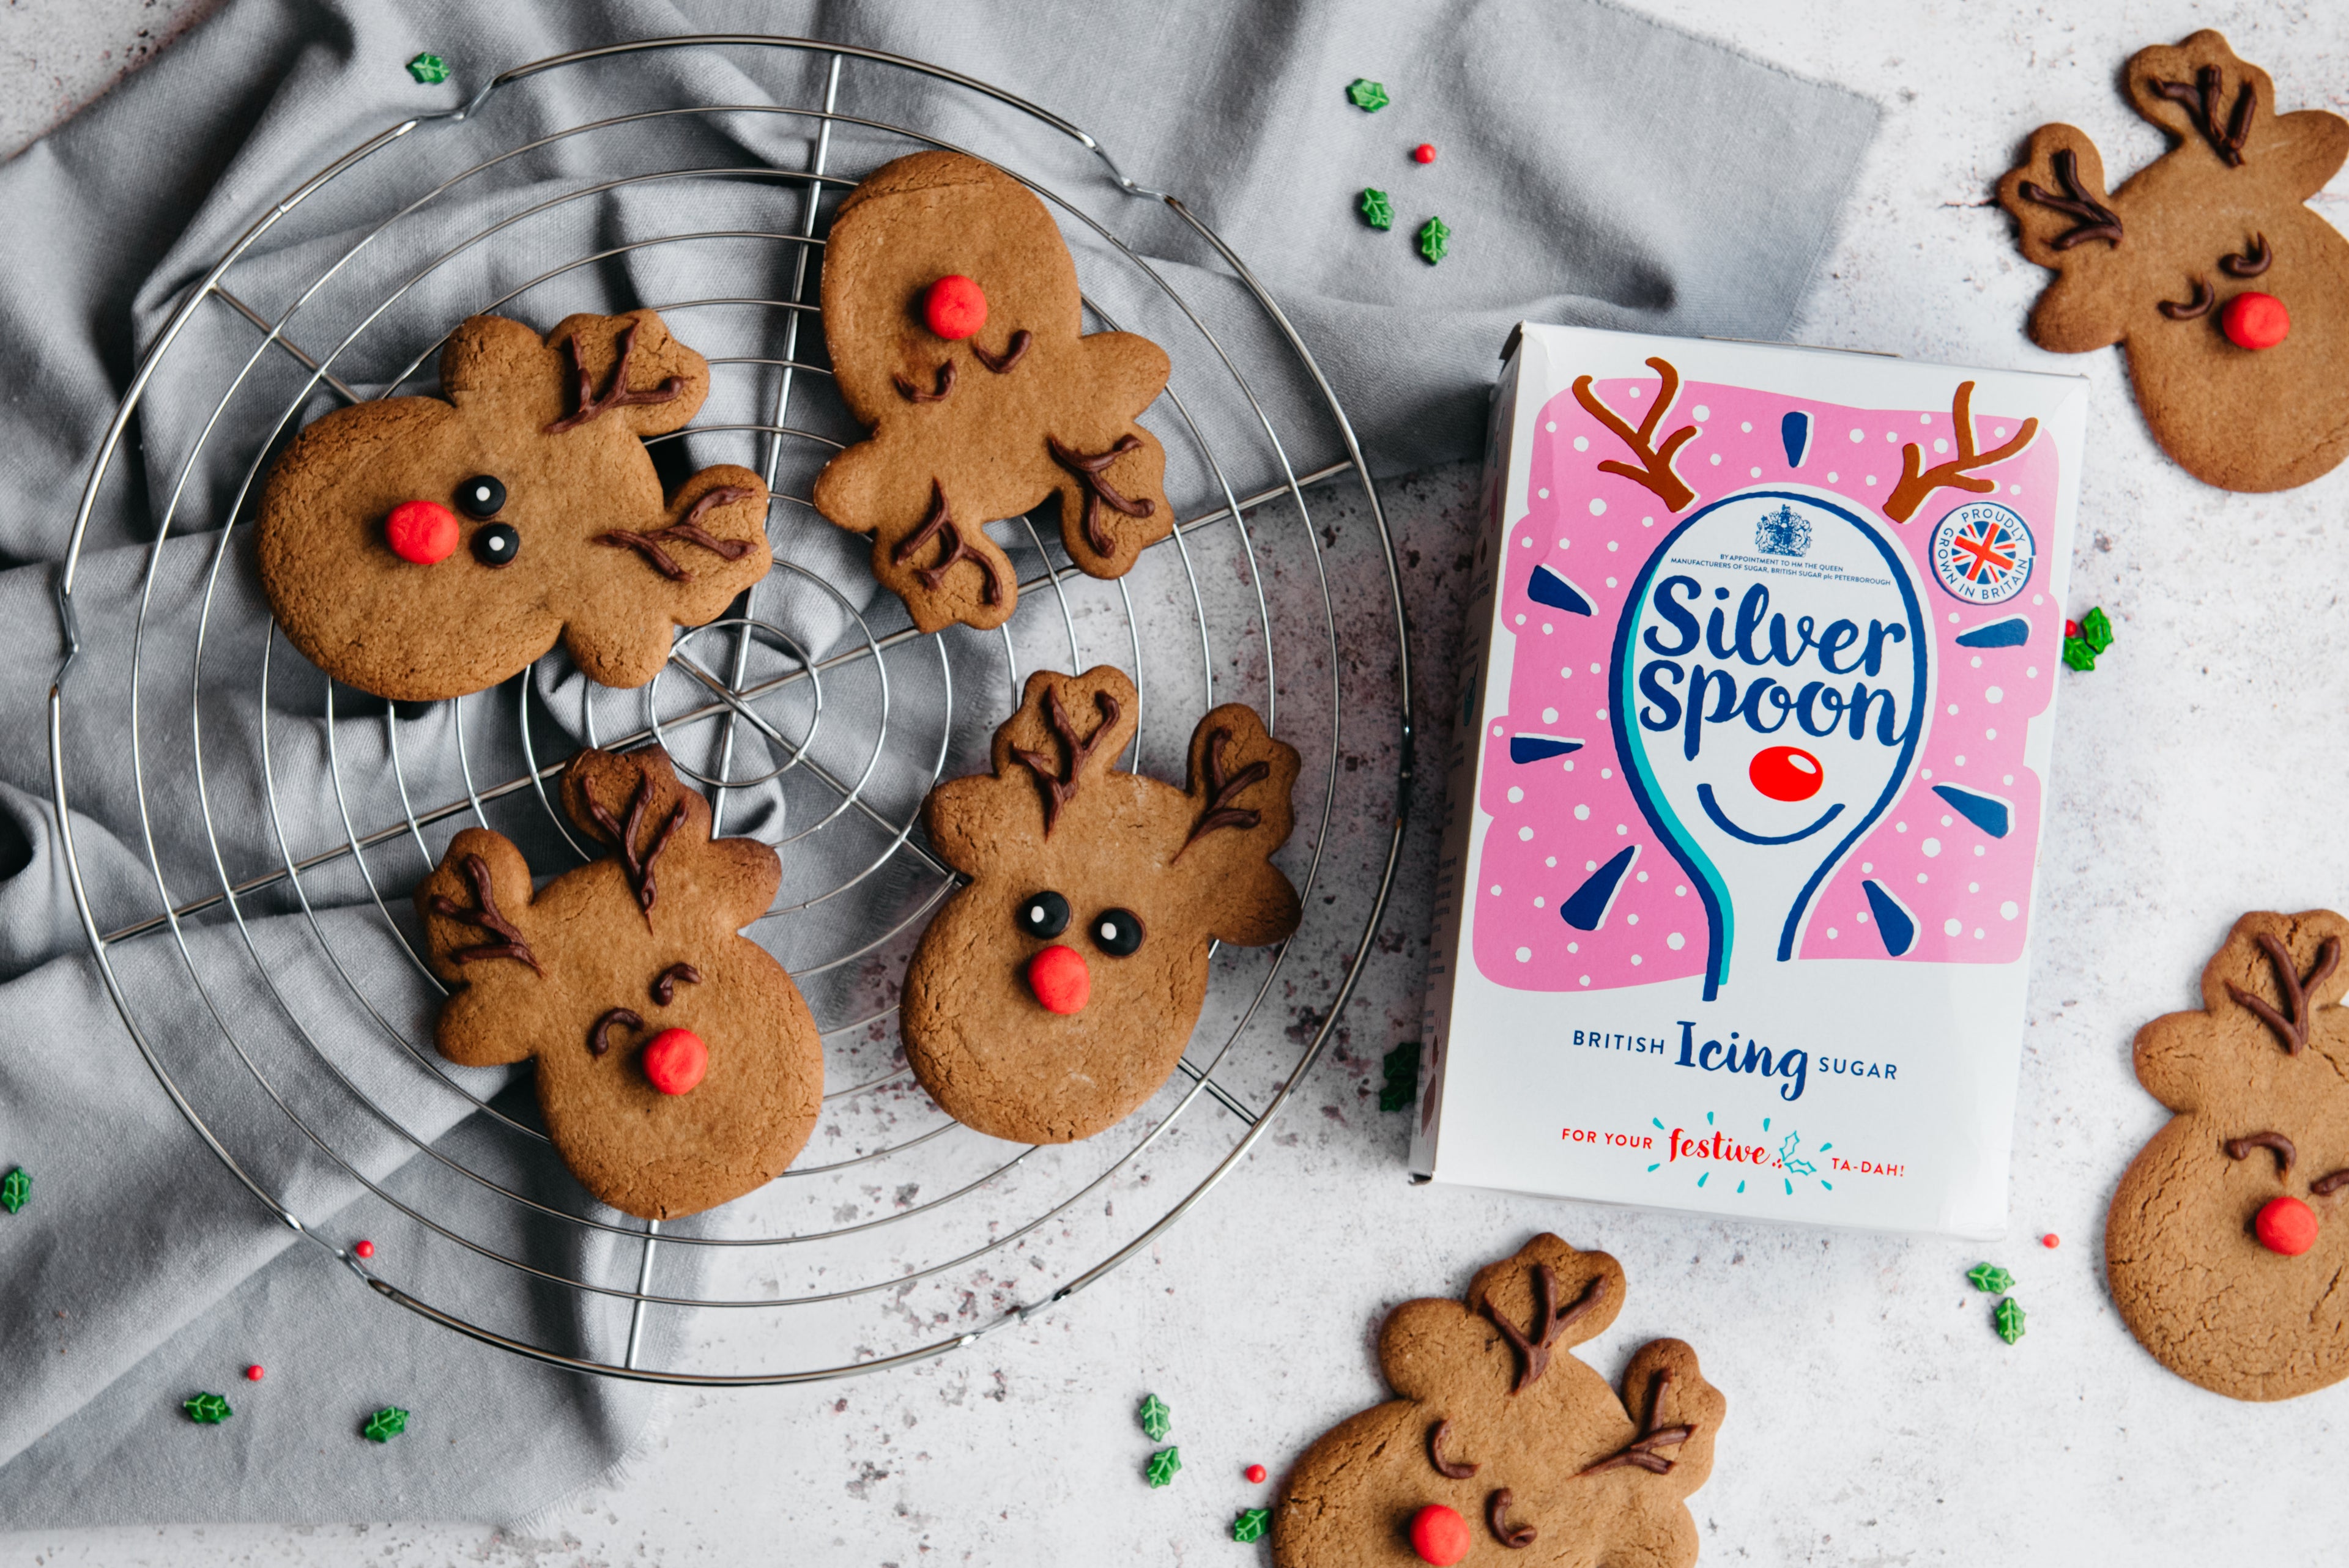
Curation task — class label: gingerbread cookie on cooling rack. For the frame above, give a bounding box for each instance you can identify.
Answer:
[1274,1233,1725,1568]
[1995,31,2349,490]
[417,747,822,1221]
[901,666,1299,1144]
[2107,910,2349,1400]
[259,308,771,701]
[813,150,1173,634]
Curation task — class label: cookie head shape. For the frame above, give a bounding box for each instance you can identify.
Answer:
[259,309,773,701]
[902,667,1301,1144]
[1273,1234,1726,1568]
[1995,31,2349,491]
[416,747,823,1221]
[2106,910,2349,1400]
[813,151,1174,635]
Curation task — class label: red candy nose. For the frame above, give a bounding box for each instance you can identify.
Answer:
[1749,744,1824,802]
[2222,291,2290,350]
[1408,1503,1473,1566]
[385,499,460,564]
[924,275,988,341]
[641,1027,708,1095]
[2256,1194,2319,1256]
[1027,944,1090,1014]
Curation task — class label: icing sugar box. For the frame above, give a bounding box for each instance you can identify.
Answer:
[1409,324,2088,1238]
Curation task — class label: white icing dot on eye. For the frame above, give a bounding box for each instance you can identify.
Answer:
[2001,901,2020,920]
[1518,826,1535,841]
[1693,404,1711,421]
[1944,918,1962,936]
[1542,706,1559,723]
[1667,932,1686,950]
[1507,786,1524,804]
[1515,946,1532,963]
[1574,804,1590,821]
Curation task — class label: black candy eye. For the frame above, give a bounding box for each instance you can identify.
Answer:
[1089,908,1144,956]
[472,522,520,567]
[1017,890,1070,939]
[456,474,506,519]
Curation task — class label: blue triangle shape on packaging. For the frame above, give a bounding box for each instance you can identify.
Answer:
[1953,616,2030,648]
[1780,410,1811,468]
[1861,879,1917,956]
[1508,733,1585,764]
[1562,845,1638,931]
[1931,783,2013,838]
[1527,564,1595,616]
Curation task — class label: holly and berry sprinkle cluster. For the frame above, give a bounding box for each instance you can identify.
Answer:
[1346,79,1450,264]
[1134,1391,1274,1543]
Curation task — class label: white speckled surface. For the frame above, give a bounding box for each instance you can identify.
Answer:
[8,2,2349,1562]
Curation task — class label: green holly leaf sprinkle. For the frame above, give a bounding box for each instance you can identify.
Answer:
[1359,187,1395,231]
[1967,1263,2013,1293]
[1417,216,1450,265]
[0,1167,27,1214]
[1232,1507,1272,1544]
[1137,1392,1172,1441]
[2062,635,2098,673]
[2080,606,2114,654]
[1994,1296,2027,1345]
[1379,1040,1422,1112]
[362,1405,409,1443]
[407,53,450,85]
[1145,1445,1182,1487]
[184,1392,232,1425]
[1346,78,1389,113]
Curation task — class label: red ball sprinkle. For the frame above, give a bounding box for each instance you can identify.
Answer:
[2221,290,2290,351]
[1026,944,1091,1015]
[1412,143,1438,165]
[354,1240,376,1259]
[1245,1463,1267,1484]
[923,275,989,341]
[383,499,459,565]
[1409,1503,1474,1566]
[2063,619,2081,639]
[2256,1194,2320,1257]
[642,1027,709,1096]
[2041,1233,2060,1249]
[245,1365,265,1382]
[1748,744,1825,804]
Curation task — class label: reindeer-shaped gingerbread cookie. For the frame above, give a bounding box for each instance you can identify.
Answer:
[902,667,1299,1144]
[1275,1235,1726,1568]
[814,151,1173,634]
[1996,31,2349,491]
[2107,910,2349,1401]
[416,747,822,1221]
[260,308,771,700]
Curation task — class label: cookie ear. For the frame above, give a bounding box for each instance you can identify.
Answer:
[415,827,546,1066]
[541,309,711,437]
[439,314,552,407]
[1167,704,1301,947]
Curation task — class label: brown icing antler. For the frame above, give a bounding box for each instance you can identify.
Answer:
[1012,684,1121,835]
[1571,358,1698,512]
[891,482,1006,605]
[596,486,760,581]
[1882,382,2040,523]
[429,853,544,975]
[1173,727,1272,861]
[1575,1369,1697,1478]
[2015,149,2125,250]
[2225,1131,2297,1176]
[1485,1488,1536,1549]
[1480,1264,1606,1394]
[2152,64,2254,166]
[544,319,686,434]
[1047,434,1158,559]
[2226,932,2340,1054]
[971,330,1032,374]
[1428,1419,1479,1479]
[651,962,702,1005]
[892,361,956,404]
[589,1007,642,1056]
[2221,234,2272,276]
[2158,280,2216,320]
[580,771,683,919]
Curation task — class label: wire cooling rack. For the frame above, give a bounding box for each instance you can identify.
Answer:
[48,37,1410,1385]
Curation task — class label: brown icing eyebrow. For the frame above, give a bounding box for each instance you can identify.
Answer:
[589,1007,642,1056]
[1575,1368,1697,1477]
[892,361,956,404]
[1011,684,1121,835]
[2226,932,2340,1054]
[429,852,543,974]
[1428,1419,1478,1479]
[971,330,1032,374]
[1479,1263,1606,1394]
[1485,1488,1535,1548]
[2225,1131,2296,1176]
[2158,279,2214,320]
[1173,727,1272,861]
[891,482,1006,607]
[2221,234,2271,276]
[1047,434,1157,559]
[544,319,686,435]
[2151,65,2254,166]
[2016,149,2124,250]
[2311,1169,2349,1197]
[651,962,702,1006]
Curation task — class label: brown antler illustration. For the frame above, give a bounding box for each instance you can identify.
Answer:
[2224,1131,2298,1176]
[1572,358,1698,512]
[892,361,956,404]
[580,770,683,919]
[1485,1488,1536,1549]
[891,483,1006,605]
[2152,64,2254,166]
[1575,1369,1696,1478]
[544,319,686,434]
[1173,727,1272,861]
[2226,932,2340,1054]
[429,853,544,975]
[1047,434,1157,559]
[1428,1419,1479,1479]
[2015,149,2124,251]
[971,330,1032,374]
[1480,1264,1607,1394]
[596,486,760,580]
[1882,382,2040,523]
[1012,684,1121,835]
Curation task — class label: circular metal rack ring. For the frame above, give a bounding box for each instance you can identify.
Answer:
[49,36,1414,1385]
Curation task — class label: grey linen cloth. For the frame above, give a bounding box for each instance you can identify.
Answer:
[0,0,1876,1526]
